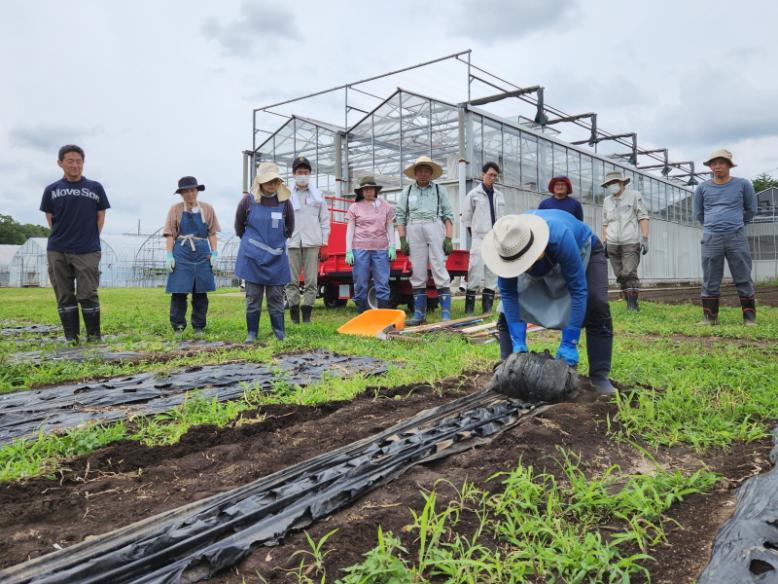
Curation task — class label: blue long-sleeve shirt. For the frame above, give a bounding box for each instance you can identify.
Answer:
[693,177,756,233]
[498,209,592,330]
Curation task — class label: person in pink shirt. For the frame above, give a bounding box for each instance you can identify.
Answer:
[345,176,396,312]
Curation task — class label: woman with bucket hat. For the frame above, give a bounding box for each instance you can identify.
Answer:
[344,176,396,312]
[539,175,584,221]
[234,162,295,343]
[163,176,221,335]
[482,209,615,395]
[395,155,455,324]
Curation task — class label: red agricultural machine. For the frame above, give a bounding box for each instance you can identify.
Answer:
[310,196,469,312]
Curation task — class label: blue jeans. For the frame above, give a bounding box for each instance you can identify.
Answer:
[353,250,390,309]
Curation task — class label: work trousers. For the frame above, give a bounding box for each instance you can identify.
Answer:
[585,241,614,339]
[407,220,450,289]
[466,234,497,292]
[606,242,641,290]
[246,282,285,338]
[353,249,390,309]
[701,228,754,297]
[286,246,320,307]
[47,251,101,309]
[170,292,208,331]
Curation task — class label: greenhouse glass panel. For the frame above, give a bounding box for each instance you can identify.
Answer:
[538,139,552,195]
[481,117,503,173]
[580,154,593,204]
[552,143,567,177]
[503,126,522,188]
[568,150,581,199]
[521,133,538,192]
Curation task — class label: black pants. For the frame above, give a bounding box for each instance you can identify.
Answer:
[170,293,209,331]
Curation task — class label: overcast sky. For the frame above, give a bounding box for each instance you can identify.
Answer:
[3,0,776,234]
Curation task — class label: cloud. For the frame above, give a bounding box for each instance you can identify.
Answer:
[451,0,578,43]
[650,73,778,147]
[201,1,297,58]
[9,125,104,155]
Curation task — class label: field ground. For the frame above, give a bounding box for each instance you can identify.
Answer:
[1,285,777,583]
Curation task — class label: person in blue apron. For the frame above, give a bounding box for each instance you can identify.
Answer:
[481,210,615,395]
[234,162,295,343]
[163,176,220,335]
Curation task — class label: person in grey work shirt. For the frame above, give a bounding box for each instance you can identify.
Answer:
[396,155,455,325]
[693,148,757,325]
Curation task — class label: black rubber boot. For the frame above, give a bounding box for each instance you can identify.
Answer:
[496,312,513,361]
[289,305,300,325]
[58,305,80,344]
[245,312,259,344]
[632,289,640,312]
[464,292,476,315]
[587,332,615,395]
[406,290,427,326]
[740,295,756,326]
[377,298,392,309]
[625,289,638,312]
[481,289,495,314]
[301,305,313,324]
[81,302,102,342]
[700,296,720,325]
[270,311,285,340]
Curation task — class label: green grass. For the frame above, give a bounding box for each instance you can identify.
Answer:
[333,452,719,583]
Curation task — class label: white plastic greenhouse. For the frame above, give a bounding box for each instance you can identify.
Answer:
[0,245,20,287]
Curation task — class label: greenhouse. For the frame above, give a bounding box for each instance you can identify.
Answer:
[0,245,20,287]
[248,52,777,282]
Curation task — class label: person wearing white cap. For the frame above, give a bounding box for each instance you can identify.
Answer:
[234,162,295,343]
[693,149,757,325]
[395,155,455,325]
[482,209,615,395]
[601,170,650,311]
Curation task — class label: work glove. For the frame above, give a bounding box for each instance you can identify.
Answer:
[165,251,175,272]
[319,245,330,262]
[400,236,410,256]
[345,250,354,265]
[556,326,581,366]
[640,236,649,255]
[388,245,396,261]
[603,243,609,259]
[443,236,454,256]
[210,250,218,268]
[507,318,529,354]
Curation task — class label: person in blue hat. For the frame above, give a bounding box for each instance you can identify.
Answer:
[163,176,221,335]
[234,162,295,343]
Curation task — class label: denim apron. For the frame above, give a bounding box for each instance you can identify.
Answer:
[516,237,592,329]
[165,211,216,293]
[235,197,291,285]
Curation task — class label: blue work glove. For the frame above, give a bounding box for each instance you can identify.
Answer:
[507,318,529,353]
[345,250,354,265]
[556,326,581,366]
[165,251,175,272]
[388,245,396,261]
[210,250,218,267]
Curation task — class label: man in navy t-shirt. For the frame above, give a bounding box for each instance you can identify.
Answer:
[39,144,110,342]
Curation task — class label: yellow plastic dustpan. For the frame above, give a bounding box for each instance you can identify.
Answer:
[337,309,406,337]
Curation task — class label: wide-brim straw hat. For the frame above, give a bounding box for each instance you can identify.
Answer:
[251,162,290,201]
[354,176,383,201]
[600,170,631,187]
[481,214,550,279]
[404,155,443,180]
[703,148,737,167]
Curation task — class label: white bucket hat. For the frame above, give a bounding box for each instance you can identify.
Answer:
[703,148,737,167]
[481,214,550,278]
[600,171,631,187]
[404,155,443,180]
[251,162,290,201]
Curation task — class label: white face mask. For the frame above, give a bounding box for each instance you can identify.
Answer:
[606,183,622,195]
[294,175,310,187]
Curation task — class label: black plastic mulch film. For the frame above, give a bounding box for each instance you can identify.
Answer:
[0,389,537,583]
[0,351,387,446]
[7,341,232,365]
[698,426,778,584]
